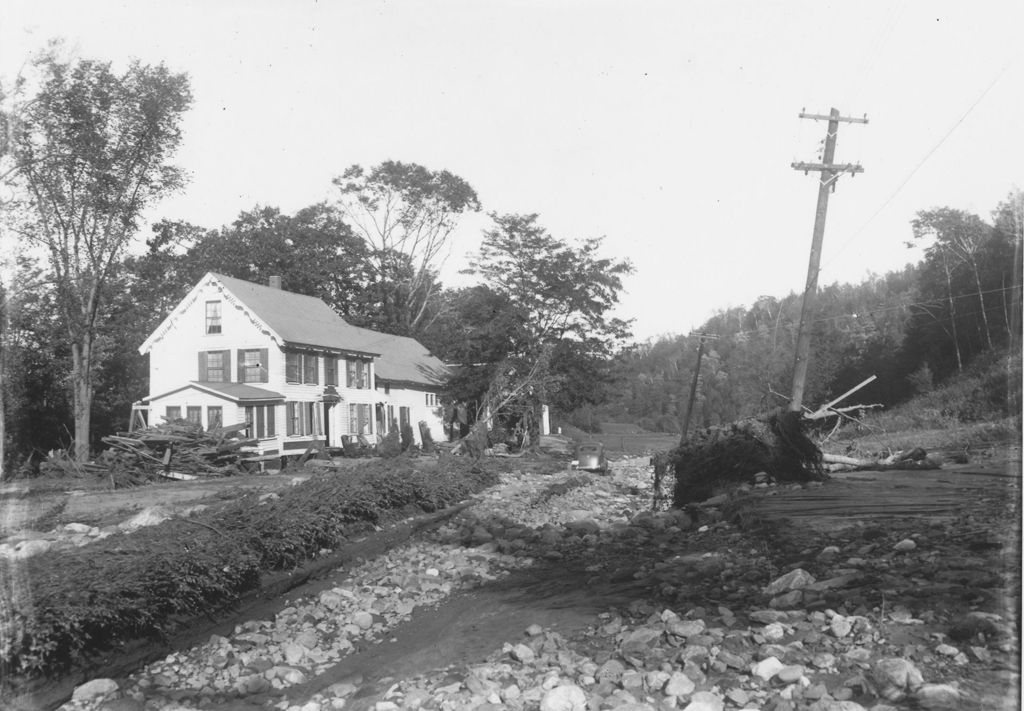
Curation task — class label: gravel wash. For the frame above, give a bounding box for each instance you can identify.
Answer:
[60,459,1019,711]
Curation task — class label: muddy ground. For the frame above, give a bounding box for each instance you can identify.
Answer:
[2,444,1021,711]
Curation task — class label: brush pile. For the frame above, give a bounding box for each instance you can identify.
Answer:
[97,421,257,485]
[671,410,825,506]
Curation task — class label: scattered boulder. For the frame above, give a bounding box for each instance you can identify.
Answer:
[765,568,816,595]
[872,658,924,701]
[915,683,961,710]
[72,678,119,701]
[539,683,587,711]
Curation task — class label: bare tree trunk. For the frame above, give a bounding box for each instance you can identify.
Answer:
[971,264,994,350]
[942,252,964,372]
[526,401,542,452]
[71,335,93,462]
[0,283,6,478]
[1002,274,1012,339]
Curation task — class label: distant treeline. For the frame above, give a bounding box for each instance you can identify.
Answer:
[564,193,1022,434]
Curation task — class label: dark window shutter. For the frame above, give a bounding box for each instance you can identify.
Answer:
[222,350,231,383]
[198,351,208,381]
[260,348,269,382]
[267,405,276,436]
[236,350,244,383]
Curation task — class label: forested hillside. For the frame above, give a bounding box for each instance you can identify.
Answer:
[571,192,1022,434]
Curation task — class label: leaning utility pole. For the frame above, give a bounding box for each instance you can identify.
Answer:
[680,333,718,441]
[788,107,867,412]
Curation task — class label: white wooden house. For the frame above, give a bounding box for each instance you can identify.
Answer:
[138,272,447,458]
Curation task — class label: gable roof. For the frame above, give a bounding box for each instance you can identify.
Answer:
[349,329,450,387]
[209,273,383,355]
[140,272,382,356]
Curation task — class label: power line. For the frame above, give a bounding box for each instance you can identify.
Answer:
[823,59,1015,272]
[689,284,1020,342]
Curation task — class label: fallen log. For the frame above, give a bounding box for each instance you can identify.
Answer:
[822,453,872,467]
[822,447,941,471]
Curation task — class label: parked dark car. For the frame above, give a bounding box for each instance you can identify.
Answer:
[573,442,609,474]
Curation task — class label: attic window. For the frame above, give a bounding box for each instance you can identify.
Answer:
[206,301,222,334]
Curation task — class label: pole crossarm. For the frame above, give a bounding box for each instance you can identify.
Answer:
[798,111,869,124]
[791,162,864,175]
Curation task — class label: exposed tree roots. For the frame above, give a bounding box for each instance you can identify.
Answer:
[671,410,825,506]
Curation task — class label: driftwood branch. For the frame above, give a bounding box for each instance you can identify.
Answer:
[805,403,884,421]
[808,375,877,418]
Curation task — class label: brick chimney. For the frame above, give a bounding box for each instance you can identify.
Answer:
[268,276,282,290]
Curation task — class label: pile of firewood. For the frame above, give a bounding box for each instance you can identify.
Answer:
[100,421,257,481]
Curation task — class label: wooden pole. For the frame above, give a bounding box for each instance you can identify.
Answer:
[789,108,866,412]
[680,335,716,441]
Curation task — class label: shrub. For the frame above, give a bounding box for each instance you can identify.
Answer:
[378,430,402,458]
[400,423,416,452]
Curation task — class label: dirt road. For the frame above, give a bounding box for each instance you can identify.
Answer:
[11,449,1022,711]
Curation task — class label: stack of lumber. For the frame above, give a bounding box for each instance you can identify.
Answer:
[101,422,257,479]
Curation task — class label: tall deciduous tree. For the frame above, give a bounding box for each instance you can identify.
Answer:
[333,161,480,335]
[5,49,191,460]
[912,208,997,350]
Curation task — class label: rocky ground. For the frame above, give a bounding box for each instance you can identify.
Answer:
[52,454,1022,711]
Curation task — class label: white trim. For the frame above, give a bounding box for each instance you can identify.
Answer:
[139,272,285,354]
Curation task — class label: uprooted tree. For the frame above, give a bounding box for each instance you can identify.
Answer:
[450,212,633,448]
[669,410,825,506]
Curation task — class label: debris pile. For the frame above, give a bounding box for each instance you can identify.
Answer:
[98,421,256,484]
[671,410,826,505]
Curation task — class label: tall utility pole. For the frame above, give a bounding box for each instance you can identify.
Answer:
[680,333,718,441]
[788,107,867,412]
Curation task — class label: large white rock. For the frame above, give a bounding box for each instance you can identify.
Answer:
[872,657,924,701]
[72,678,118,701]
[14,539,53,558]
[765,568,816,595]
[681,691,725,711]
[664,671,696,697]
[118,506,171,531]
[752,656,785,681]
[916,683,961,710]
[539,683,587,711]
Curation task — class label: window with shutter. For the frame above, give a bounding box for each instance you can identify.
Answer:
[303,354,319,384]
[324,357,337,386]
[206,351,226,382]
[286,352,301,383]
[240,349,262,383]
[208,406,223,429]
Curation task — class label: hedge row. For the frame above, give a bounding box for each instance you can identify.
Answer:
[1,456,500,681]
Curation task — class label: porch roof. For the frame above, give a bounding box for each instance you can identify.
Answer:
[145,381,285,404]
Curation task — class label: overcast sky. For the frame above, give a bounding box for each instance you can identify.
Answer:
[2,1,1021,341]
